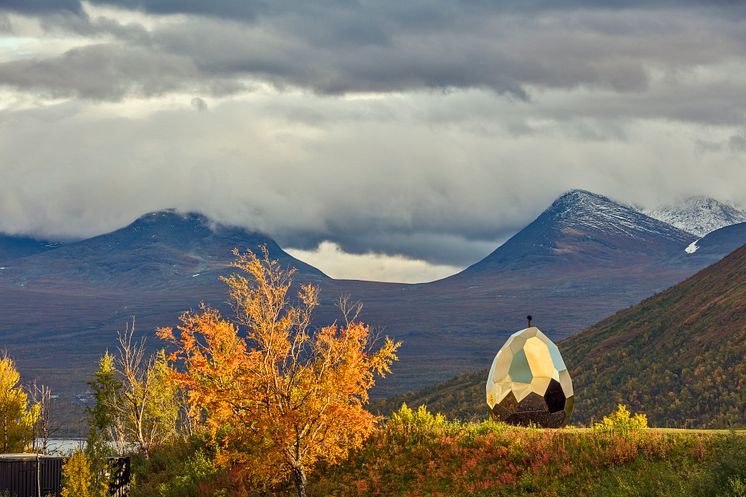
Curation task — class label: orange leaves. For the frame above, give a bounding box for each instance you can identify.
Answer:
[159,306,245,382]
[159,246,400,495]
[158,305,249,437]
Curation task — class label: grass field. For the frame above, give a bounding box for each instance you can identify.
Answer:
[307,415,746,497]
[563,427,746,435]
[132,406,746,497]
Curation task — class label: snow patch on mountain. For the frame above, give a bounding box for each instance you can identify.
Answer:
[549,190,692,242]
[644,196,746,237]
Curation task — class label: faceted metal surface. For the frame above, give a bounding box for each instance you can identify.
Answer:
[486,327,573,427]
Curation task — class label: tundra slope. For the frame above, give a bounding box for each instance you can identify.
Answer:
[375,241,746,428]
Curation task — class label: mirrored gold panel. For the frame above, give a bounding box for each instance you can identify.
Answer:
[486,327,573,427]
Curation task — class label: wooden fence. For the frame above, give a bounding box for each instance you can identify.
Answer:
[0,454,130,497]
[109,457,131,497]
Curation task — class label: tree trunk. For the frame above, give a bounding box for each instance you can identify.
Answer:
[293,466,308,497]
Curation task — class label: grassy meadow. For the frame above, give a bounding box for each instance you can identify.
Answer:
[130,405,746,497]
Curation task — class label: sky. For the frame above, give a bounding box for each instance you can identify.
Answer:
[1,1,745,282]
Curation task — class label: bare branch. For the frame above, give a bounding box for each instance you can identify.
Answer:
[337,294,363,326]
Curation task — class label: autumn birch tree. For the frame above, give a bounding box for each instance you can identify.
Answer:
[158,247,400,497]
[0,353,38,453]
[30,381,53,453]
[89,322,179,457]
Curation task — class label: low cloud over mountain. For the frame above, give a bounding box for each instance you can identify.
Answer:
[1,0,745,280]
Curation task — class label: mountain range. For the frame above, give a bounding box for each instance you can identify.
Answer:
[644,195,746,237]
[1,189,745,428]
[0,209,325,291]
[459,190,693,273]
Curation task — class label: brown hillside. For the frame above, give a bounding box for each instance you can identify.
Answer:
[376,243,746,428]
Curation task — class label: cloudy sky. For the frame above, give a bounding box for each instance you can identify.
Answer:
[1,1,745,282]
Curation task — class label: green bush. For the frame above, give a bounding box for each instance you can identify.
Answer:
[693,433,746,497]
[725,477,746,497]
[131,435,220,497]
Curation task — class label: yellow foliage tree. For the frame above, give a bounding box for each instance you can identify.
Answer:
[0,353,39,453]
[158,247,400,497]
[61,450,108,497]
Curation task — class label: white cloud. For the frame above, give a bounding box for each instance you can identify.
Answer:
[286,241,461,283]
[0,88,744,271]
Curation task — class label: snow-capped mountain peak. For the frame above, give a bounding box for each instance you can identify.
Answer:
[461,189,695,275]
[546,189,691,241]
[644,196,746,237]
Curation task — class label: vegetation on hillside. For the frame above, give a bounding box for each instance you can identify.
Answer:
[3,249,400,497]
[129,404,746,497]
[309,406,746,497]
[563,243,746,428]
[5,246,746,496]
[375,243,746,429]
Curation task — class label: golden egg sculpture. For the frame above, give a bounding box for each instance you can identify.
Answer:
[486,327,573,427]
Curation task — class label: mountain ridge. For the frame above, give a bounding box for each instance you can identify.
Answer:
[644,195,746,237]
[0,234,61,264]
[678,221,746,266]
[2,190,746,433]
[458,189,694,276]
[0,209,326,292]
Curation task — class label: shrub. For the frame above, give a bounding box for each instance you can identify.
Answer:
[131,434,221,497]
[693,433,746,496]
[0,353,39,452]
[594,404,647,436]
[726,477,746,497]
[386,403,448,445]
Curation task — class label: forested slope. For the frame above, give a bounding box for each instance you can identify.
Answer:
[376,243,746,428]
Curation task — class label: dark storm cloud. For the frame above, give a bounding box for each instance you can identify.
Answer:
[0,0,82,15]
[20,0,744,22]
[0,43,244,100]
[280,230,507,268]
[0,0,745,114]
